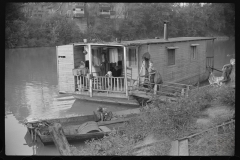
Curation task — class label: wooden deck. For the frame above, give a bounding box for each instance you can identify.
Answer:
[73,91,139,106]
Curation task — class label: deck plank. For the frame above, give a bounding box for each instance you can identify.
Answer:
[179,139,189,156]
[169,140,179,156]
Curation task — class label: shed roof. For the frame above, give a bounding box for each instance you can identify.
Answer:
[69,37,216,47]
[119,37,216,46]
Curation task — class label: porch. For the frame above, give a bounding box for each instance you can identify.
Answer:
[74,74,194,102]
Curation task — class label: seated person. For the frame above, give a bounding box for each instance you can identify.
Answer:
[77,61,88,75]
[105,71,113,77]
[78,61,85,69]
[114,61,122,77]
[94,107,113,122]
[110,63,117,77]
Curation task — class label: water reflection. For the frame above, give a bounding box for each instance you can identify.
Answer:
[24,131,60,156]
[213,39,235,76]
[5,114,33,155]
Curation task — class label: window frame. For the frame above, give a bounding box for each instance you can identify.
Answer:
[190,44,199,61]
[100,9,110,13]
[167,48,176,66]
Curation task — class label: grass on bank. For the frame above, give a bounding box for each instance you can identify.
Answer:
[71,84,235,155]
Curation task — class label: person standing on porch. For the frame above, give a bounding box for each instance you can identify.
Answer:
[148,61,156,83]
[148,61,163,88]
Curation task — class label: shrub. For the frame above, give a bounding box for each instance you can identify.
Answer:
[217,85,235,107]
[74,84,234,155]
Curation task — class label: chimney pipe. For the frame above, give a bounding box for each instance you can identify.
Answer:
[164,21,169,40]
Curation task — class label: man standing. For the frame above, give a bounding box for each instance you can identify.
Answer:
[220,58,235,85]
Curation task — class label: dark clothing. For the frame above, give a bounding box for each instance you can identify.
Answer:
[221,64,233,84]
[154,71,163,84]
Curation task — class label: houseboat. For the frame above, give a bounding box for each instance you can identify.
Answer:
[56,22,215,105]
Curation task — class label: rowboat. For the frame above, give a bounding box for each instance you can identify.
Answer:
[24,108,140,145]
[27,118,131,145]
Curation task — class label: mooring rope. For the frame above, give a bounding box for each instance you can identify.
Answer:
[177,118,235,141]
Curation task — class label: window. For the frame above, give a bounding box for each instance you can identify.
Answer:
[100,9,110,13]
[128,48,137,66]
[191,45,198,60]
[167,49,175,66]
[76,8,84,11]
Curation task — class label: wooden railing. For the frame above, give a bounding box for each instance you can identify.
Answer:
[76,75,89,91]
[137,80,193,97]
[75,75,126,93]
[92,76,125,93]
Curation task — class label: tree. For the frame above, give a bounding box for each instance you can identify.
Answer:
[5,3,27,48]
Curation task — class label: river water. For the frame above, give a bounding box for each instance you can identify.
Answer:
[5,39,235,155]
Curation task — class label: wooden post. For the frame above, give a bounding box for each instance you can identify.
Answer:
[212,39,215,72]
[136,46,139,87]
[49,123,73,156]
[56,46,59,92]
[186,85,189,97]
[124,46,128,97]
[181,88,185,96]
[154,84,157,95]
[88,44,93,97]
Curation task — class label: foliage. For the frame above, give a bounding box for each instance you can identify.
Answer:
[5,3,84,48]
[216,85,235,107]
[5,3,235,48]
[74,84,235,155]
[189,122,235,156]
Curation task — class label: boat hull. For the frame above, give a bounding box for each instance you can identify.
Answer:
[39,131,108,145]
[72,93,139,106]
[38,118,133,145]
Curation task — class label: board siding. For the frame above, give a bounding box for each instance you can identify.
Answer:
[57,45,75,92]
[137,40,210,84]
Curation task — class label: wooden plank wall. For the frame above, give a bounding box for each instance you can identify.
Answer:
[57,45,75,92]
[137,40,209,83]
[157,40,207,82]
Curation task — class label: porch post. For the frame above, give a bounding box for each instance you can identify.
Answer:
[212,39,215,72]
[88,44,93,97]
[124,46,128,97]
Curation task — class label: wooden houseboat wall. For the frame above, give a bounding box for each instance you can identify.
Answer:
[125,38,215,86]
[57,45,75,93]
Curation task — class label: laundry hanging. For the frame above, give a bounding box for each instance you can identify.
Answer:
[109,48,118,63]
[92,49,101,66]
